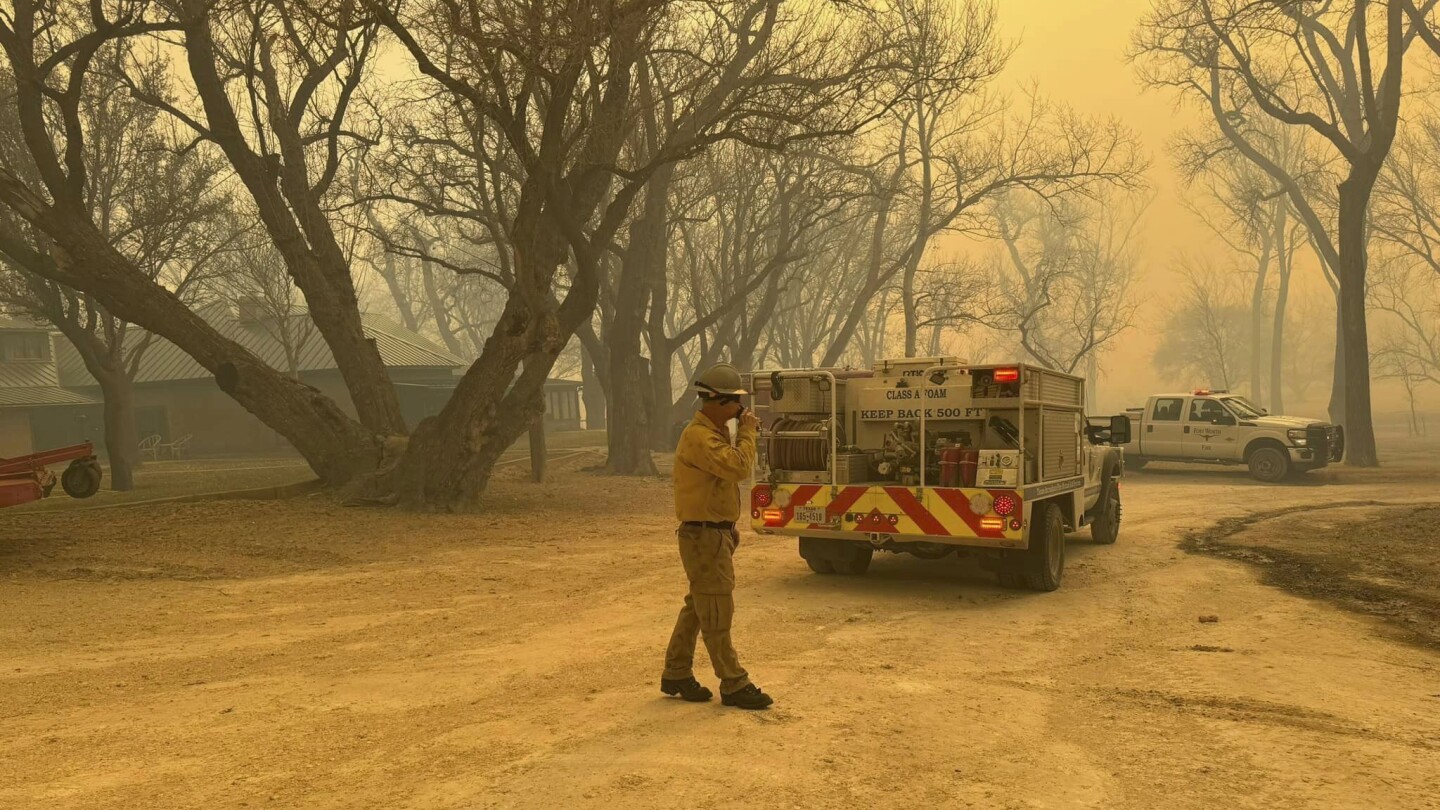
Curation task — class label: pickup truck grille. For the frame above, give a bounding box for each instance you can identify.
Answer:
[1306,425,1345,463]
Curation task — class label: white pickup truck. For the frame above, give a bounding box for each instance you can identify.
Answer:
[1120,390,1344,482]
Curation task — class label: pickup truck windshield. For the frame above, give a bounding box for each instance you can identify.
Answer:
[1222,397,1264,419]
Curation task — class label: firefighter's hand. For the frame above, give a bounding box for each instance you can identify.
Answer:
[739,411,760,432]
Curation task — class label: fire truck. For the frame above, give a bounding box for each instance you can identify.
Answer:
[745,358,1130,591]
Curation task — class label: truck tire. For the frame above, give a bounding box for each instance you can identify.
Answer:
[1247,446,1290,483]
[1090,477,1120,545]
[833,546,874,575]
[805,556,837,574]
[1021,500,1065,591]
[61,460,102,499]
[799,537,871,575]
[1124,456,1147,472]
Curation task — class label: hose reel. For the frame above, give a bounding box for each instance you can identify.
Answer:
[769,417,846,472]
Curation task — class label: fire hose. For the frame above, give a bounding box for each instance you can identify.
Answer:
[768,418,847,472]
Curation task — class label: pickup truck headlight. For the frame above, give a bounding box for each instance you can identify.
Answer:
[1287,428,1308,446]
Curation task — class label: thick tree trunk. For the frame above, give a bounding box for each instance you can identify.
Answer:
[96,369,138,492]
[606,167,671,476]
[389,199,584,509]
[608,355,658,474]
[1328,303,1346,425]
[649,352,678,453]
[390,298,563,510]
[647,241,678,453]
[1336,176,1378,466]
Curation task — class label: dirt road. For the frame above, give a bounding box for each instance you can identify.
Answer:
[2,460,1438,809]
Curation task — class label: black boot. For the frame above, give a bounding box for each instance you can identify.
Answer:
[720,683,773,710]
[660,677,713,702]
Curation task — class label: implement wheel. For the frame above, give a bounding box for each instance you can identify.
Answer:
[61,459,103,499]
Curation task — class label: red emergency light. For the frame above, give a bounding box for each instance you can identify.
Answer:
[993,367,1020,383]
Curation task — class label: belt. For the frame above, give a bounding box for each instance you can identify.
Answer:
[681,520,735,530]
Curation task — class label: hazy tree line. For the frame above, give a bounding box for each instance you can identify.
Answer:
[1135,0,1440,463]
[0,0,1434,507]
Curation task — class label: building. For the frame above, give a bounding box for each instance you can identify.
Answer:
[0,318,100,457]
[0,307,585,458]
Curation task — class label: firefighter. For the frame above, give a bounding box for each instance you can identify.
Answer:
[659,362,774,710]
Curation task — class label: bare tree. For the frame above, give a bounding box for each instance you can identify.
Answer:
[983,189,1143,381]
[1173,116,1323,411]
[1373,110,1440,278]
[0,54,238,490]
[1134,0,1440,465]
[0,2,381,483]
[818,86,1147,366]
[1370,255,1440,390]
[121,0,407,435]
[1153,258,1253,391]
[595,0,892,473]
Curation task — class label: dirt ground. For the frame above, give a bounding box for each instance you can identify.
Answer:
[3,451,1440,809]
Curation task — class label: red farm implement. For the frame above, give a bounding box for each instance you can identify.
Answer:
[0,442,104,508]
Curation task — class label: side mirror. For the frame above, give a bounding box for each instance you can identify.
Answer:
[1109,414,1132,446]
[1212,415,1235,426]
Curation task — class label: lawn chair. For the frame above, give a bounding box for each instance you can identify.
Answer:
[139,434,163,462]
[160,434,193,460]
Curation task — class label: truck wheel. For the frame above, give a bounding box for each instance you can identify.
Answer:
[805,556,837,574]
[1124,456,1147,472]
[799,537,839,574]
[1022,501,1065,591]
[1090,479,1120,545]
[832,546,873,575]
[1247,446,1290,483]
[61,460,102,499]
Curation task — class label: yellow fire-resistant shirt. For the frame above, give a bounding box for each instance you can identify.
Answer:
[673,412,757,523]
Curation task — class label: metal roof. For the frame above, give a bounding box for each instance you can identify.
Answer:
[0,358,58,388]
[0,316,48,331]
[57,309,467,388]
[0,385,98,407]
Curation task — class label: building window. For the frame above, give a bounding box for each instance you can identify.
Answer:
[3,333,50,362]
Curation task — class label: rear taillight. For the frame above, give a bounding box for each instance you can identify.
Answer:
[992,494,1017,516]
[752,486,773,508]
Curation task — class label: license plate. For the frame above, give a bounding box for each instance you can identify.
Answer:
[795,506,829,525]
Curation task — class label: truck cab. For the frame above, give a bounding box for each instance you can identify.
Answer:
[1121,391,1343,482]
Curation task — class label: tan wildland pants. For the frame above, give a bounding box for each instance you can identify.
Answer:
[662,524,751,695]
